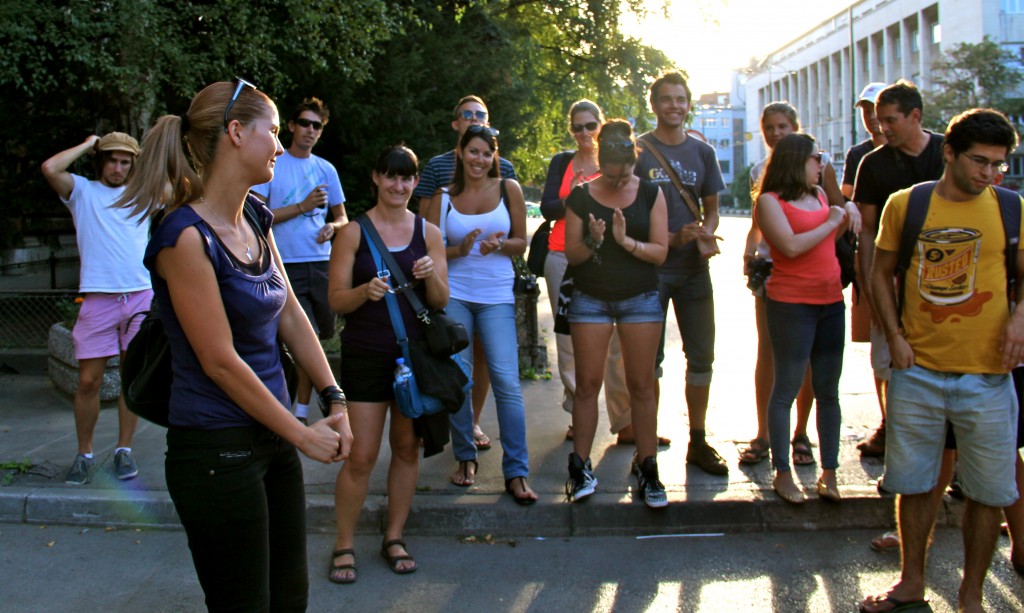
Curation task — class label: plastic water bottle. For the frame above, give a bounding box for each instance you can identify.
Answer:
[394,358,412,388]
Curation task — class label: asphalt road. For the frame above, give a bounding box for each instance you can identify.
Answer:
[0,523,1019,612]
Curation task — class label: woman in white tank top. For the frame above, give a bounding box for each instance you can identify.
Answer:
[427,125,537,505]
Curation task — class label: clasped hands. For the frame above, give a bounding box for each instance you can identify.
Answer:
[299,412,353,464]
[674,221,723,259]
[456,228,505,256]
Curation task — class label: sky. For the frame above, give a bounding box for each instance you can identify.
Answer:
[622,0,855,97]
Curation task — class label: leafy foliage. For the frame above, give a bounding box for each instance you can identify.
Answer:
[730,163,754,210]
[923,37,1024,130]
[0,0,673,246]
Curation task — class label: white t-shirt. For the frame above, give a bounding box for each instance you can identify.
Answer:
[61,175,150,293]
[252,151,345,263]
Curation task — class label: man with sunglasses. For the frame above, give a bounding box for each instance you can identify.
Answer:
[252,97,347,424]
[852,81,945,462]
[861,108,1022,613]
[41,132,150,484]
[415,95,518,216]
[634,71,728,476]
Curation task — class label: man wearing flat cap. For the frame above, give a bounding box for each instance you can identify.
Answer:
[42,132,152,485]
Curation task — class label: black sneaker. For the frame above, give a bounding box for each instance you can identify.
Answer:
[565,452,597,502]
[65,454,94,485]
[686,441,729,476]
[632,454,668,508]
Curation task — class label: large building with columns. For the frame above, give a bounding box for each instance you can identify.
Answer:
[741,0,1024,181]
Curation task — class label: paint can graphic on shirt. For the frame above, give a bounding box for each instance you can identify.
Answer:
[916,228,982,305]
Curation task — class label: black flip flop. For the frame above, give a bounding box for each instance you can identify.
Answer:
[505,476,538,506]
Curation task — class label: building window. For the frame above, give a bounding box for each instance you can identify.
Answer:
[932,23,941,44]
[894,35,902,59]
[1003,1,1024,14]
[911,29,920,52]
[720,160,731,174]
[878,42,885,66]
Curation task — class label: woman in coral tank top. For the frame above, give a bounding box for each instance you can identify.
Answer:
[754,133,850,506]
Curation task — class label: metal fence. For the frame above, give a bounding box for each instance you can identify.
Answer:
[0,252,79,348]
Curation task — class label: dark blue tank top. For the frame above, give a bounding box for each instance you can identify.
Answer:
[144,199,289,429]
[340,214,428,358]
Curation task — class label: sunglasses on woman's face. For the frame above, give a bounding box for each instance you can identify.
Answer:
[572,121,599,133]
[809,152,823,163]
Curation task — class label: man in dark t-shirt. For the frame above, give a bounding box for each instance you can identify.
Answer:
[853,81,945,461]
[635,72,728,476]
[841,82,888,199]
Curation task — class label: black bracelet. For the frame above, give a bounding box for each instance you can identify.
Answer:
[318,385,347,418]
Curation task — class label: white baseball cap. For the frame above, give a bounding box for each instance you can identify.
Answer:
[855,83,887,108]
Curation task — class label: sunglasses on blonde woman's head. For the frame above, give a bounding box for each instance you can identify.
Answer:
[459,109,488,121]
[223,77,257,133]
[572,121,600,133]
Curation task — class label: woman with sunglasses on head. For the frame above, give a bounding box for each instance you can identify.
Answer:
[754,132,849,505]
[327,144,448,582]
[116,80,352,612]
[426,124,537,505]
[739,102,860,468]
[542,100,659,447]
[563,120,668,507]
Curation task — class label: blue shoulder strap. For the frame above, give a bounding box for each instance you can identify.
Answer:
[357,217,410,353]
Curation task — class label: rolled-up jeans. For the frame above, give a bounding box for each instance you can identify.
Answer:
[446,299,530,479]
[765,298,845,472]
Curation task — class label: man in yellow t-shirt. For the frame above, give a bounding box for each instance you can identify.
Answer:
[862,108,1023,613]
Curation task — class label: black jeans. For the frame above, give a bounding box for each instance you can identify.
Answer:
[166,426,308,613]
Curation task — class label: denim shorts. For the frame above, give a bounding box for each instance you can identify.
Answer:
[568,289,663,325]
[884,364,1019,507]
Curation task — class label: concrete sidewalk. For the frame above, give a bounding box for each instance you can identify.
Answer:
[0,217,965,537]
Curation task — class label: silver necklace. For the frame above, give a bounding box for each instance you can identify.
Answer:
[201,199,253,262]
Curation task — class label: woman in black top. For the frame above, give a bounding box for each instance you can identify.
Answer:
[563,119,669,508]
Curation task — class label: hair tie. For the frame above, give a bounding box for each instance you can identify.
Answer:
[180,115,191,136]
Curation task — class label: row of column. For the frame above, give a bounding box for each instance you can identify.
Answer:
[758,5,937,156]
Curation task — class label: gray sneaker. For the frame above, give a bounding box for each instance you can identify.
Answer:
[632,454,668,509]
[65,454,94,485]
[113,449,139,480]
[565,452,597,502]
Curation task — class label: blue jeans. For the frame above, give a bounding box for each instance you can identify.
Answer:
[656,269,714,384]
[766,299,845,472]
[447,299,529,479]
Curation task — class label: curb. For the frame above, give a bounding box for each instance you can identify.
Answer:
[1,485,965,536]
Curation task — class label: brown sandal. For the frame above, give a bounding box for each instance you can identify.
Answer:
[380,539,416,574]
[328,548,356,584]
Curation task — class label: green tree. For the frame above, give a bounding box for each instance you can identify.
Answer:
[0,0,411,245]
[924,37,1024,130]
[0,0,673,244]
[730,163,753,210]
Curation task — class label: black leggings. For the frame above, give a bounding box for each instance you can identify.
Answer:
[166,426,308,613]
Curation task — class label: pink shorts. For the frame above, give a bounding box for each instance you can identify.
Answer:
[72,290,154,360]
